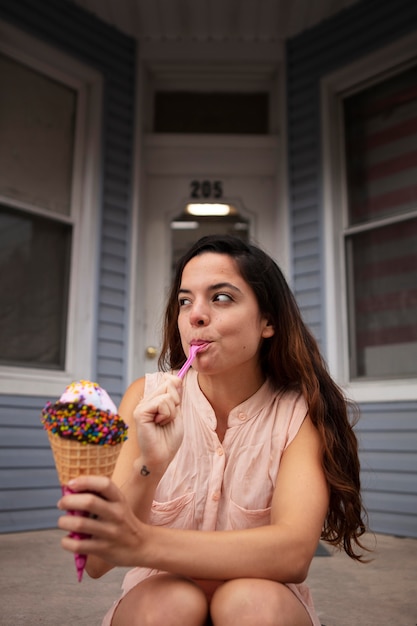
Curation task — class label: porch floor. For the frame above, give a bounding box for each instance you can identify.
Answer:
[0,529,415,625]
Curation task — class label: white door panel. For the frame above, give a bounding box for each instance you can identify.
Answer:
[131,136,282,379]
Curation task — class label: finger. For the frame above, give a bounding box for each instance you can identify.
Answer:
[58,492,127,542]
[61,532,92,555]
[154,396,180,422]
[147,375,182,401]
[60,533,130,565]
[58,491,108,519]
[60,531,107,557]
[58,509,99,536]
[153,375,182,406]
[57,475,121,506]
[57,502,121,539]
[134,375,182,417]
[137,393,179,425]
[135,394,172,419]
[165,375,183,399]
[163,372,183,388]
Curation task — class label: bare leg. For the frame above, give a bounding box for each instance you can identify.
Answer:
[210,578,312,626]
[112,573,209,626]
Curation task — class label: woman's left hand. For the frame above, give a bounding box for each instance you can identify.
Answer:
[57,475,147,567]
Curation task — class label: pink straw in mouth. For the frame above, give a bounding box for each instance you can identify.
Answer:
[177,343,208,379]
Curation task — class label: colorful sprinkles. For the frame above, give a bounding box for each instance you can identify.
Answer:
[41,381,128,445]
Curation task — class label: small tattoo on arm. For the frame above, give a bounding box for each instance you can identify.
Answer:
[140,465,150,476]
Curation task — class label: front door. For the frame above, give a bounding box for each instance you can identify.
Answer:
[130,134,282,379]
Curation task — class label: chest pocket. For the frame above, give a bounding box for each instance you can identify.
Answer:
[150,492,197,529]
[226,499,271,530]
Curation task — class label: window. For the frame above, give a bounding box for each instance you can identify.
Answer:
[0,206,71,369]
[154,92,269,134]
[171,207,249,277]
[321,32,417,401]
[343,64,417,381]
[0,52,76,370]
[0,21,102,396]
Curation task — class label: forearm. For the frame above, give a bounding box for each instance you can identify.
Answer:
[119,457,165,522]
[86,459,163,579]
[64,413,328,583]
[137,522,316,584]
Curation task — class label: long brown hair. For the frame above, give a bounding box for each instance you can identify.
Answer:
[159,234,368,560]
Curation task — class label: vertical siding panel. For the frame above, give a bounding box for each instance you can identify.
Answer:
[357,404,417,537]
[0,0,135,530]
[0,395,60,532]
[286,0,417,537]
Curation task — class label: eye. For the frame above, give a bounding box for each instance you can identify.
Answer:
[213,293,233,303]
[178,297,192,306]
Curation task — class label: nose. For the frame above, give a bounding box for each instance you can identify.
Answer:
[189,301,209,327]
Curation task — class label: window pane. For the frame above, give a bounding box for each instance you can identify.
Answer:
[344,64,417,226]
[0,53,76,215]
[346,218,417,379]
[0,206,71,369]
[154,92,269,134]
[171,212,249,277]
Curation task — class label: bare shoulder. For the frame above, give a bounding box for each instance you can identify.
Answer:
[282,415,323,467]
[290,414,322,450]
[125,376,146,402]
[118,376,146,424]
[111,377,146,484]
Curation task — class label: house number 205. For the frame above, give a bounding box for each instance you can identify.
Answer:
[190,180,223,199]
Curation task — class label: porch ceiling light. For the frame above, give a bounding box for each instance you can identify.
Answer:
[171,220,199,229]
[186,203,231,216]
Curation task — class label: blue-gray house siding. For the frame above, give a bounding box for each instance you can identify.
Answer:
[358,403,417,537]
[286,0,417,537]
[0,0,135,531]
[0,0,416,538]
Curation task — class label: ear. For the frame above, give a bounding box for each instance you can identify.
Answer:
[261,319,275,339]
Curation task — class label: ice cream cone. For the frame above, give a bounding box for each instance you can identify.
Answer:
[47,432,123,582]
[47,432,122,485]
[42,380,128,582]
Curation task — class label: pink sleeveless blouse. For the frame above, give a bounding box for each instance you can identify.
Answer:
[102,370,321,626]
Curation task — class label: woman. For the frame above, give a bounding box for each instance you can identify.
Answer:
[58,235,368,626]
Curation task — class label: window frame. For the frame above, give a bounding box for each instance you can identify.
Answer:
[0,21,102,397]
[321,30,417,403]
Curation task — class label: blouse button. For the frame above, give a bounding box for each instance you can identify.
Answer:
[216,447,224,456]
[238,412,247,421]
[212,492,221,501]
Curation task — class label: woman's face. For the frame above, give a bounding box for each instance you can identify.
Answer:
[177,252,274,378]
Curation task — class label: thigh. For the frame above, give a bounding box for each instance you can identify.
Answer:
[112,573,209,626]
[210,578,312,626]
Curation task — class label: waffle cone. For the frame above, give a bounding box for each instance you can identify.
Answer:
[47,432,122,485]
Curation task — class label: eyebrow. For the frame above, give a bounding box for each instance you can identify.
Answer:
[178,282,242,295]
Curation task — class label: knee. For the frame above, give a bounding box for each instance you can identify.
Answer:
[113,575,208,626]
[210,579,281,626]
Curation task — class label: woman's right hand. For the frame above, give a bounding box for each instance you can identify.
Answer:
[132,373,184,471]
[77,374,184,579]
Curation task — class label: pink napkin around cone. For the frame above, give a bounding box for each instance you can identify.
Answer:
[62,485,91,582]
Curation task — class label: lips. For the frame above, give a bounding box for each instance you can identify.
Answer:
[190,340,210,348]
